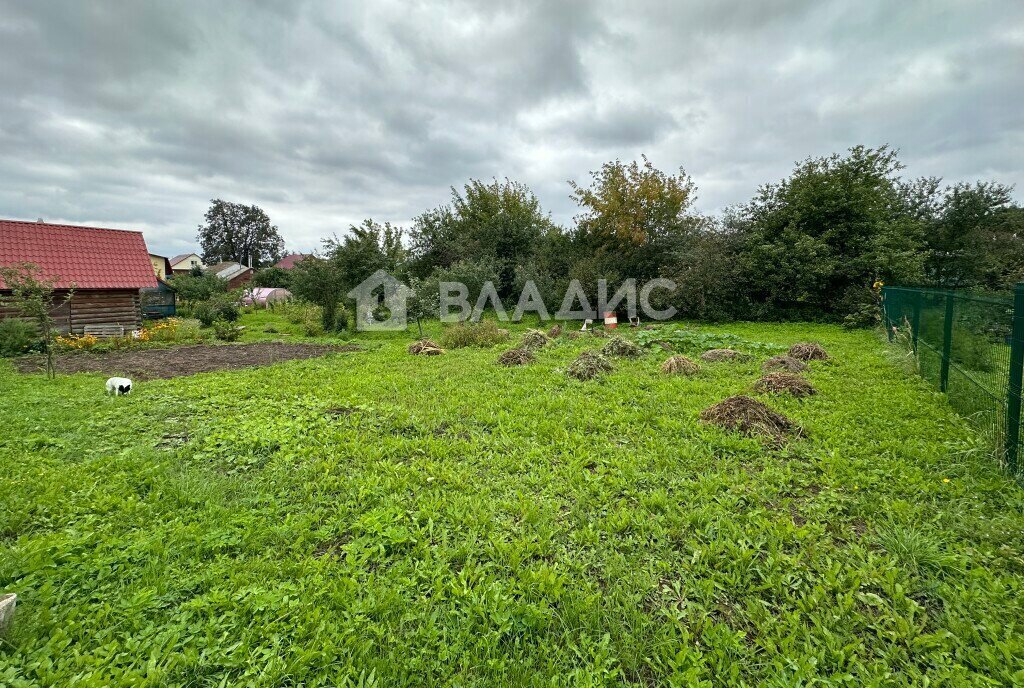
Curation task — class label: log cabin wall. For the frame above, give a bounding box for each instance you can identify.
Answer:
[0,289,141,334]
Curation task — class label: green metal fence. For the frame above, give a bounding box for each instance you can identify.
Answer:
[882,285,1023,476]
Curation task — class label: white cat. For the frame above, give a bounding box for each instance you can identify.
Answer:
[105,377,133,396]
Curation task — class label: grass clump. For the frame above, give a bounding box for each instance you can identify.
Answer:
[602,336,643,358]
[754,372,816,397]
[762,354,808,373]
[497,348,535,366]
[439,320,509,348]
[520,329,550,351]
[660,355,700,375]
[566,350,613,380]
[408,339,444,355]
[547,324,562,338]
[700,348,747,362]
[700,394,804,443]
[789,342,830,361]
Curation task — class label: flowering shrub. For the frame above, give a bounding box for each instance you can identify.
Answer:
[54,333,99,351]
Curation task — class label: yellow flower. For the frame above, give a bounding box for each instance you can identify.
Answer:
[943,478,950,483]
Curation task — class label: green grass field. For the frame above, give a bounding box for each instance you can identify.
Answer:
[2,318,1023,686]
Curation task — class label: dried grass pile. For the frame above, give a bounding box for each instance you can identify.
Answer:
[700,395,803,443]
[700,348,746,362]
[602,336,643,358]
[762,355,808,373]
[547,324,562,338]
[660,355,700,375]
[521,329,551,351]
[564,331,582,340]
[408,339,444,356]
[497,348,535,366]
[754,372,816,397]
[566,350,614,380]
[589,327,608,338]
[788,342,829,361]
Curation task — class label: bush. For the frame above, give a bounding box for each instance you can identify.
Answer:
[302,316,325,337]
[334,306,349,333]
[0,318,39,356]
[194,294,240,327]
[144,318,203,343]
[213,320,243,342]
[439,320,509,348]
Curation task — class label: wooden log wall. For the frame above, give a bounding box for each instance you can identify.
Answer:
[0,289,141,334]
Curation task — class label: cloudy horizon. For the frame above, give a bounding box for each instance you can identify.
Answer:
[2,0,1022,258]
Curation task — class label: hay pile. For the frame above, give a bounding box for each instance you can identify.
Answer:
[700,395,803,443]
[700,348,746,362]
[566,351,614,380]
[589,327,608,338]
[788,342,829,361]
[564,331,582,340]
[754,372,816,397]
[660,355,700,375]
[497,348,535,366]
[521,329,551,350]
[762,355,807,373]
[408,339,444,355]
[602,336,643,358]
[547,324,562,338]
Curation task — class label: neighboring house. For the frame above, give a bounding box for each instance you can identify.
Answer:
[274,253,307,270]
[0,219,157,334]
[206,261,255,289]
[149,253,172,280]
[169,252,204,275]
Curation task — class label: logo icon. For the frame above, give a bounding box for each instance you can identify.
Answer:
[346,270,411,331]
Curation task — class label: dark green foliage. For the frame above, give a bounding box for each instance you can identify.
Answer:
[168,272,227,304]
[193,293,240,327]
[213,321,243,341]
[197,198,285,268]
[251,266,292,289]
[0,318,38,356]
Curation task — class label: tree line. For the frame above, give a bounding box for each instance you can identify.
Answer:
[206,145,1024,330]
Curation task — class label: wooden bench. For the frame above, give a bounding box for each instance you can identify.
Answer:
[83,324,126,338]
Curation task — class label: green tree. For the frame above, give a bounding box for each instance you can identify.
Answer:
[735,145,924,320]
[0,263,74,378]
[168,271,227,305]
[197,199,285,268]
[569,156,700,293]
[409,179,557,297]
[251,266,292,289]
[291,220,406,331]
[917,181,1015,288]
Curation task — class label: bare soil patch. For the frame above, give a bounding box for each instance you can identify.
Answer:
[13,342,359,380]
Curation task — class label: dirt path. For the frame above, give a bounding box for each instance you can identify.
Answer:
[13,342,361,380]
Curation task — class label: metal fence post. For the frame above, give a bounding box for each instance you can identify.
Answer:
[1005,283,1024,473]
[940,291,954,392]
[911,291,921,355]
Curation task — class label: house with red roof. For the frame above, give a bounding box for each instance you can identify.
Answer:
[0,219,158,334]
[274,253,307,270]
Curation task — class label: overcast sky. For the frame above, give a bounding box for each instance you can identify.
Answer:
[1,1,1022,258]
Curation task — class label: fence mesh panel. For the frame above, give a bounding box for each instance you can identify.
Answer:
[882,286,1021,477]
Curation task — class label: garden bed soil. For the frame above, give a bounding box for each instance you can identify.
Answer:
[12,342,360,380]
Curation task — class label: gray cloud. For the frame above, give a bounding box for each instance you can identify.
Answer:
[0,0,1021,256]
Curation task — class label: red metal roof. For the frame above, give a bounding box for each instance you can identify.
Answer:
[274,253,306,269]
[0,219,158,290]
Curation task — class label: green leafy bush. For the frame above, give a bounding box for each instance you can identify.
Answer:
[0,318,39,356]
[213,320,243,342]
[302,316,325,337]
